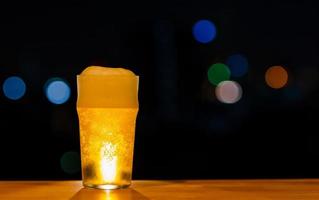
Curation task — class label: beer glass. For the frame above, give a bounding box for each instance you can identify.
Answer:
[77,66,139,189]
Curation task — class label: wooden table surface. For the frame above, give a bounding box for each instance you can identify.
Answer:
[0,179,319,199]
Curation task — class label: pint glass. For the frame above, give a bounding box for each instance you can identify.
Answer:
[77,66,139,189]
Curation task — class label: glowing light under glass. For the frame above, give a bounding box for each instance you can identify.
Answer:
[45,78,71,104]
[216,80,242,104]
[2,76,26,100]
[226,54,249,77]
[193,19,217,43]
[207,63,230,86]
[265,66,288,89]
[101,142,118,182]
[60,151,81,174]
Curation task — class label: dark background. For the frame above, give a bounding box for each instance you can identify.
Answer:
[0,1,319,180]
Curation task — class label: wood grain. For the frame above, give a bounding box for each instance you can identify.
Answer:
[0,179,319,199]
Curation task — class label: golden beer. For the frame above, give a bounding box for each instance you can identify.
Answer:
[77,66,138,189]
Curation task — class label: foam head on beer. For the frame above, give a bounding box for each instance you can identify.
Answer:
[81,66,136,76]
[77,66,139,108]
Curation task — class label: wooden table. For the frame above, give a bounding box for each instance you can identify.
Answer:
[0,180,319,199]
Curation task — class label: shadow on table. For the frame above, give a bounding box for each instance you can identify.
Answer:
[70,188,149,200]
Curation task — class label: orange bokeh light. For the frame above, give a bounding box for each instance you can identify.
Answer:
[265,66,288,89]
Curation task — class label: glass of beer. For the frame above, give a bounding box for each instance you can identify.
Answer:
[76,66,139,189]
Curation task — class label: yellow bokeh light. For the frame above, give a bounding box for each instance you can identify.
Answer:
[265,66,288,89]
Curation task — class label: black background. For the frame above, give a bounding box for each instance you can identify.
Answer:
[0,1,319,180]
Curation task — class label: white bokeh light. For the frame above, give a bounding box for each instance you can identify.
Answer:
[215,80,242,104]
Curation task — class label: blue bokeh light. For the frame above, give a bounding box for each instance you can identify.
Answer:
[283,86,301,102]
[45,78,71,104]
[226,54,249,77]
[193,19,217,44]
[2,76,26,100]
[206,116,230,135]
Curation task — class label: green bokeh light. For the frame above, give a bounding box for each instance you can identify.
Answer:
[60,151,81,175]
[207,63,230,86]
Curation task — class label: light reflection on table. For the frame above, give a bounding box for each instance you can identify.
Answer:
[70,188,149,200]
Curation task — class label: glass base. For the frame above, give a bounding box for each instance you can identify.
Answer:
[84,183,130,190]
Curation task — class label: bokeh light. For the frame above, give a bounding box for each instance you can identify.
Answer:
[296,67,319,95]
[215,80,242,104]
[193,19,217,43]
[207,63,230,86]
[60,151,81,174]
[207,117,228,133]
[2,76,26,100]
[283,86,301,102]
[45,78,71,104]
[226,54,249,77]
[265,66,288,89]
